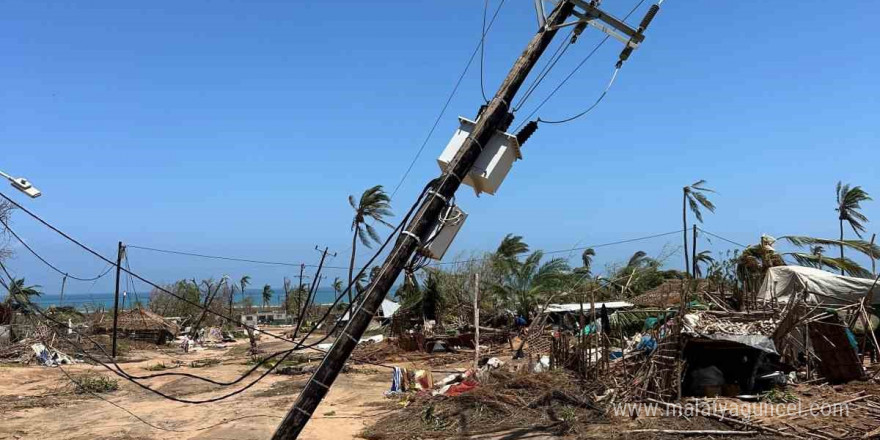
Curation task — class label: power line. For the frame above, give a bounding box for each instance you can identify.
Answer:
[0,257,392,406]
[479,0,491,102]
[0,217,114,282]
[126,244,349,270]
[537,64,619,124]
[513,27,575,112]
[431,229,685,266]
[0,191,366,346]
[697,227,749,248]
[0,180,431,350]
[514,0,646,132]
[388,0,507,200]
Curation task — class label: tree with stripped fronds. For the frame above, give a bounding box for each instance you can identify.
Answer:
[682,180,715,278]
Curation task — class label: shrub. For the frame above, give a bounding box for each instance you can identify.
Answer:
[74,374,119,394]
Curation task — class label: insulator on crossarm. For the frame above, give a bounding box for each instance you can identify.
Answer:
[516,120,539,146]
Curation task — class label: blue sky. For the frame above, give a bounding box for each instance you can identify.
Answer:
[2,0,878,295]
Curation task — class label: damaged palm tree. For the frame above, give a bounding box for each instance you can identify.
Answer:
[836,181,871,275]
[682,180,715,278]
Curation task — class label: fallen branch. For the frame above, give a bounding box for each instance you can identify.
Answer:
[623,429,756,436]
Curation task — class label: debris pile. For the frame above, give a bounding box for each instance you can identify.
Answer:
[363,369,604,440]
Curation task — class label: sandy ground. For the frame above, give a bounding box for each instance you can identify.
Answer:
[0,331,401,440]
[3,330,878,440]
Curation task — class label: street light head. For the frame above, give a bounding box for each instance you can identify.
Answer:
[10,177,41,198]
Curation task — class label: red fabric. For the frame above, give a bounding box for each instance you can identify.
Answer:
[445,379,478,396]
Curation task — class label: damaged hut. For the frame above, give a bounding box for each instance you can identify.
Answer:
[93,307,180,344]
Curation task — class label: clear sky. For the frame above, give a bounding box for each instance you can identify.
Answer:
[2,0,878,295]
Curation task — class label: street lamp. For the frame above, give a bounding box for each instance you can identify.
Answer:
[0,169,41,198]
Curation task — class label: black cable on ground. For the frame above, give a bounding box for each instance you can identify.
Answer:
[0,181,434,400]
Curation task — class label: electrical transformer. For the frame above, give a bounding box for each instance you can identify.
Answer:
[437,117,522,196]
[423,205,467,260]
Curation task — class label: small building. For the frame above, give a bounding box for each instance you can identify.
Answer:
[93,307,180,345]
[240,310,291,326]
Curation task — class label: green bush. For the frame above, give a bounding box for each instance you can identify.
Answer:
[74,374,119,394]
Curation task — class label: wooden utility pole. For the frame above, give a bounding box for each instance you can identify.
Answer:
[271,5,574,434]
[310,247,335,300]
[272,1,658,436]
[111,241,125,358]
[474,272,480,369]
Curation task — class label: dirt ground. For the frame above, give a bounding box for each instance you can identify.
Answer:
[3,329,879,440]
[0,330,408,440]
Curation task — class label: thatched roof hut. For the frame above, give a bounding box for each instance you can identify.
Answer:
[93,307,180,344]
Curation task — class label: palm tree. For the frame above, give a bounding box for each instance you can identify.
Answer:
[581,248,596,274]
[228,284,238,315]
[239,275,251,305]
[490,251,569,318]
[683,180,716,278]
[836,182,871,274]
[496,234,530,262]
[261,284,273,309]
[348,185,393,306]
[777,235,877,277]
[332,277,343,297]
[5,278,41,307]
[573,248,596,280]
[693,250,715,278]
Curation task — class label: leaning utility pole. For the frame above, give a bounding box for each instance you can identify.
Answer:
[273,1,659,437]
[310,246,336,298]
[111,241,125,358]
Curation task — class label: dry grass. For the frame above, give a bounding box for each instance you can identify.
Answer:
[362,369,604,439]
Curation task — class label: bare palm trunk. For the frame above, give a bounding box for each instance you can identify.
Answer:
[692,224,698,278]
[348,229,358,307]
[683,194,690,278]
[839,218,845,275]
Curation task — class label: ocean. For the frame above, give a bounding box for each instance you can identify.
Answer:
[30,287,342,310]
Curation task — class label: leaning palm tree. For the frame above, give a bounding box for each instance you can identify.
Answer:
[693,250,715,278]
[496,234,530,262]
[239,275,251,305]
[836,182,872,274]
[682,180,716,278]
[261,284,273,309]
[777,235,877,277]
[581,248,595,275]
[4,278,41,307]
[332,277,344,302]
[348,185,393,306]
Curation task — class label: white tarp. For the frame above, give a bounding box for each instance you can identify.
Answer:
[542,301,633,313]
[758,266,880,306]
[340,299,400,322]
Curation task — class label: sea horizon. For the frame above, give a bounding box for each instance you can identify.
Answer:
[29,286,344,311]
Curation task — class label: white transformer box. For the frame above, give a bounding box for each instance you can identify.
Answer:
[437,117,522,196]
[423,205,468,260]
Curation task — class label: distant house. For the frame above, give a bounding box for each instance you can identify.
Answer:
[240,309,291,326]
